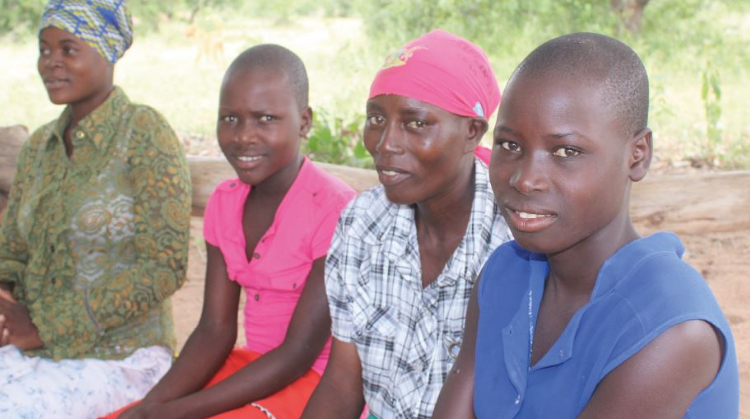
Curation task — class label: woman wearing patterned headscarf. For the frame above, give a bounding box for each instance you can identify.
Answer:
[301,29,512,419]
[0,1,191,417]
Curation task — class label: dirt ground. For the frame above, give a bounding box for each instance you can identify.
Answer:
[174,207,750,417]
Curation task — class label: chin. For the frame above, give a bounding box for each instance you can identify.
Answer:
[46,92,69,105]
[511,231,555,254]
[382,188,418,206]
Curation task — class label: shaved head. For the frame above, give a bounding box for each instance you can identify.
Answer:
[509,32,649,137]
[224,44,309,109]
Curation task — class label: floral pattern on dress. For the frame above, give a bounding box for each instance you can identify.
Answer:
[0,87,191,361]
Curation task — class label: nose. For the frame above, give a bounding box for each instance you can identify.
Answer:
[39,50,62,71]
[509,152,548,194]
[236,119,258,144]
[373,122,405,156]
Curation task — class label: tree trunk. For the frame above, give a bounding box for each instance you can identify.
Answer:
[611,0,650,34]
[0,125,27,214]
[1,125,748,238]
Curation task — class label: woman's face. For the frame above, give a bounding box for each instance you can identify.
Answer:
[217,68,310,188]
[364,94,478,205]
[38,26,113,115]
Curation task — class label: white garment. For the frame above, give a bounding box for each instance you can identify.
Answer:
[0,345,171,419]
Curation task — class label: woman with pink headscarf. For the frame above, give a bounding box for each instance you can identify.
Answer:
[301,29,511,419]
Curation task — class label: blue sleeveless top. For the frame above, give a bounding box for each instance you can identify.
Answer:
[474,232,739,418]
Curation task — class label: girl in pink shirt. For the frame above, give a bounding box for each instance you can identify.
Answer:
[107,44,356,419]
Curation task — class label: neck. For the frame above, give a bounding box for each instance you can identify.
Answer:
[546,212,639,298]
[252,153,304,200]
[68,86,114,129]
[415,160,476,241]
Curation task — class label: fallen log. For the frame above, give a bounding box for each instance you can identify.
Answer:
[1,125,748,237]
[188,156,379,216]
[631,171,750,235]
[0,125,28,212]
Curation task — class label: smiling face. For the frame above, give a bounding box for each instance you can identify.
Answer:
[490,72,651,257]
[217,68,311,188]
[364,94,481,205]
[38,26,113,118]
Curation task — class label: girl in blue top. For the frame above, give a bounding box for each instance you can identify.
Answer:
[433,32,739,419]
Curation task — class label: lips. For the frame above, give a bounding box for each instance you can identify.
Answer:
[376,165,410,186]
[232,153,265,170]
[42,77,69,90]
[504,205,557,233]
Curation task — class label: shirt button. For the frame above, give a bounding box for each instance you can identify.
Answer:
[559,349,565,358]
[50,245,55,253]
[252,252,260,259]
[515,395,521,405]
[75,131,85,139]
[254,293,260,301]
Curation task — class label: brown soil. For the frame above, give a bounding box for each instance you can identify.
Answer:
[175,199,750,417]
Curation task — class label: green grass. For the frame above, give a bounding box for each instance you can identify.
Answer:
[2,12,748,169]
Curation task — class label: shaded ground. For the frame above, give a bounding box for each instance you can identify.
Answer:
[175,204,750,417]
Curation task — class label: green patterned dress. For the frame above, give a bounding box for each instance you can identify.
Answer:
[0,86,191,361]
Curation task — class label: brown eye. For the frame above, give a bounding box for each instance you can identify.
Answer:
[405,120,426,129]
[499,140,520,152]
[552,147,581,158]
[367,115,384,126]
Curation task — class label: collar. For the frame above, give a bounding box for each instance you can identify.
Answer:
[521,232,684,370]
[47,86,129,151]
[380,159,497,288]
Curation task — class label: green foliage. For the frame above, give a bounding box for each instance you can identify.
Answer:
[700,45,723,165]
[303,111,372,168]
[0,0,45,38]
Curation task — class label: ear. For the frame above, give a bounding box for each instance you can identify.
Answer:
[628,128,652,182]
[463,117,489,154]
[300,106,313,138]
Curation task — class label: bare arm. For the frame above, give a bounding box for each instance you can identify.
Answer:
[301,337,366,419]
[577,320,723,419]
[122,251,333,419]
[118,242,239,417]
[432,275,481,419]
[0,289,42,350]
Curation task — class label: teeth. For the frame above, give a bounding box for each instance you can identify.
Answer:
[237,156,262,162]
[381,170,400,176]
[517,211,548,219]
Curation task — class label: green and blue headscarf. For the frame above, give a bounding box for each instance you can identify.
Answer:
[39,0,133,63]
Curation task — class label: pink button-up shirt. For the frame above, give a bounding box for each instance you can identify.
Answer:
[203,157,357,375]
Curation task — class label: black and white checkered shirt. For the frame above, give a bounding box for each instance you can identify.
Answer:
[326,160,511,419]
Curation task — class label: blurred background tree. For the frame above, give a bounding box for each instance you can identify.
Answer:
[2,0,748,168]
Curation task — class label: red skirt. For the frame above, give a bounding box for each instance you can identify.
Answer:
[102,348,321,419]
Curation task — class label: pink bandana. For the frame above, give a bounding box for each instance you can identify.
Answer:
[369,29,501,121]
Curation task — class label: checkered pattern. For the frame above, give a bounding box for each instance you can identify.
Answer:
[40,0,133,63]
[326,159,511,419]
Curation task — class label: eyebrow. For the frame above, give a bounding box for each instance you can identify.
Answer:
[39,37,80,46]
[495,126,592,142]
[494,125,518,136]
[365,102,431,117]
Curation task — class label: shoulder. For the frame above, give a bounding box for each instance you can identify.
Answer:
[479,241,536,298]
[120,96,181,154]
[207,178,246,208]
[336,186,392,233]
[24,120,57,152]
[589,233,733,374]
[612,233,723,326]
[302,160,358,209]
[127,103,175,134]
